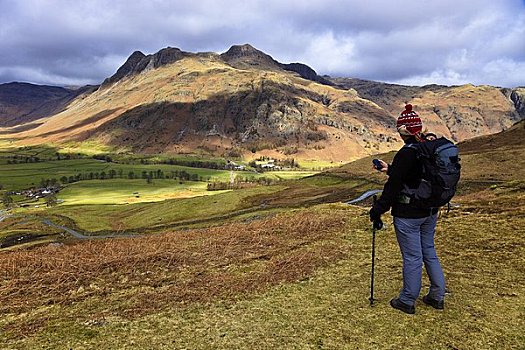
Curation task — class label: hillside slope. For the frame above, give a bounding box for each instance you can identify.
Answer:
[459,118,525,153]
[326,119,525,201]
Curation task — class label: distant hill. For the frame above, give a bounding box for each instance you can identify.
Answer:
[0,45,524,162]
[331,78,525,142]
[0,45,400,161]
[0,82,97,128]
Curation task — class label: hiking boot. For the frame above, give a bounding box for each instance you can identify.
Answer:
[422,295,444,310]
[390,298,415,314]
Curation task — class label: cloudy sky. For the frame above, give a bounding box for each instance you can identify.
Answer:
[1,0,524,87]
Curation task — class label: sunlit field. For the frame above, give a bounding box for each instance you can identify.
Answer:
[58,179,220,205]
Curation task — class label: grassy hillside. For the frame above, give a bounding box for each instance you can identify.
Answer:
[1,196,524,349]
[329,119,525,194]
[0,144,320,248]
[1,121,524,348]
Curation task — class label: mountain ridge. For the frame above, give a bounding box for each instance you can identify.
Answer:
[1,44,524,162]
[101,44,332,89]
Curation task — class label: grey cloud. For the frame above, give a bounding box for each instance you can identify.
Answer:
[0,0,524,87]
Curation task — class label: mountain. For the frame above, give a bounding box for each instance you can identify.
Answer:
[0,45,524,162]
[0,83,97,128]
[219,44,333,84]
[0,45,399,161]
[220,44,282,70]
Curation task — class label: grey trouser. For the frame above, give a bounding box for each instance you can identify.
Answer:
[394,214,446,305]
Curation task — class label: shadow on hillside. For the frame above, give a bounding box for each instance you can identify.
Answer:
[37,108,121,138]
[73,81,393,154]
[0,122,43,134]
[0,84,98,128]
[458,119,525,154]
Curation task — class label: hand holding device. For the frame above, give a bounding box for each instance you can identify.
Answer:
[372,159,383,171]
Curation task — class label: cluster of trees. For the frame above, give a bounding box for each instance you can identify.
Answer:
[137,157,225,170]
[37,168,210,185]
[40,178,60,187]
[55,171,119,184]
[5,155,41,164]
[56,153,86,161]
[3,151,90,164]
[280,158,300,168]
[128,169,205,183]
[207,176,278,191]
[5,151,229,172]
[92,154,113,162]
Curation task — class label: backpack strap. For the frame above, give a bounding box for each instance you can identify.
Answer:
[402,142,420,154]
[397,143,422,204]
[402,142,429,172]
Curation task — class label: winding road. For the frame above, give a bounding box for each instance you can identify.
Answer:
[41,219,139,239]
[1,212,139,249]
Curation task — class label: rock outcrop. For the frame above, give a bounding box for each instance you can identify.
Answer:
[281,63,333,86]
[101,47,194,87]
[509,88,525,116]
[220,44,281,70]
[101,51,146,87]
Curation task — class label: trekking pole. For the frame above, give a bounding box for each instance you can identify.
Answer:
[369,195,377,306]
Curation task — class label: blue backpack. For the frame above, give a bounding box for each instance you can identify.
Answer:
[404,137,461,208]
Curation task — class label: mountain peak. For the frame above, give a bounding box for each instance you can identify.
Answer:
[102,51,146,87]
[220,44,280,69]
[129,50,146,60]
[223,44,262,56]
[102,47,192,87]
[151,47,189,67]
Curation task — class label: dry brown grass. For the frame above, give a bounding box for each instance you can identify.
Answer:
[1,192,524,349]
[0,208,348,335]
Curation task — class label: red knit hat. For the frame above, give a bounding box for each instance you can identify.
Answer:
[397,104,423,137]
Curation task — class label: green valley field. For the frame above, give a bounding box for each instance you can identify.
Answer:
[0,144,324,242]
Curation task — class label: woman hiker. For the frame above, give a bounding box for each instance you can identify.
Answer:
[369,104,446,314]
